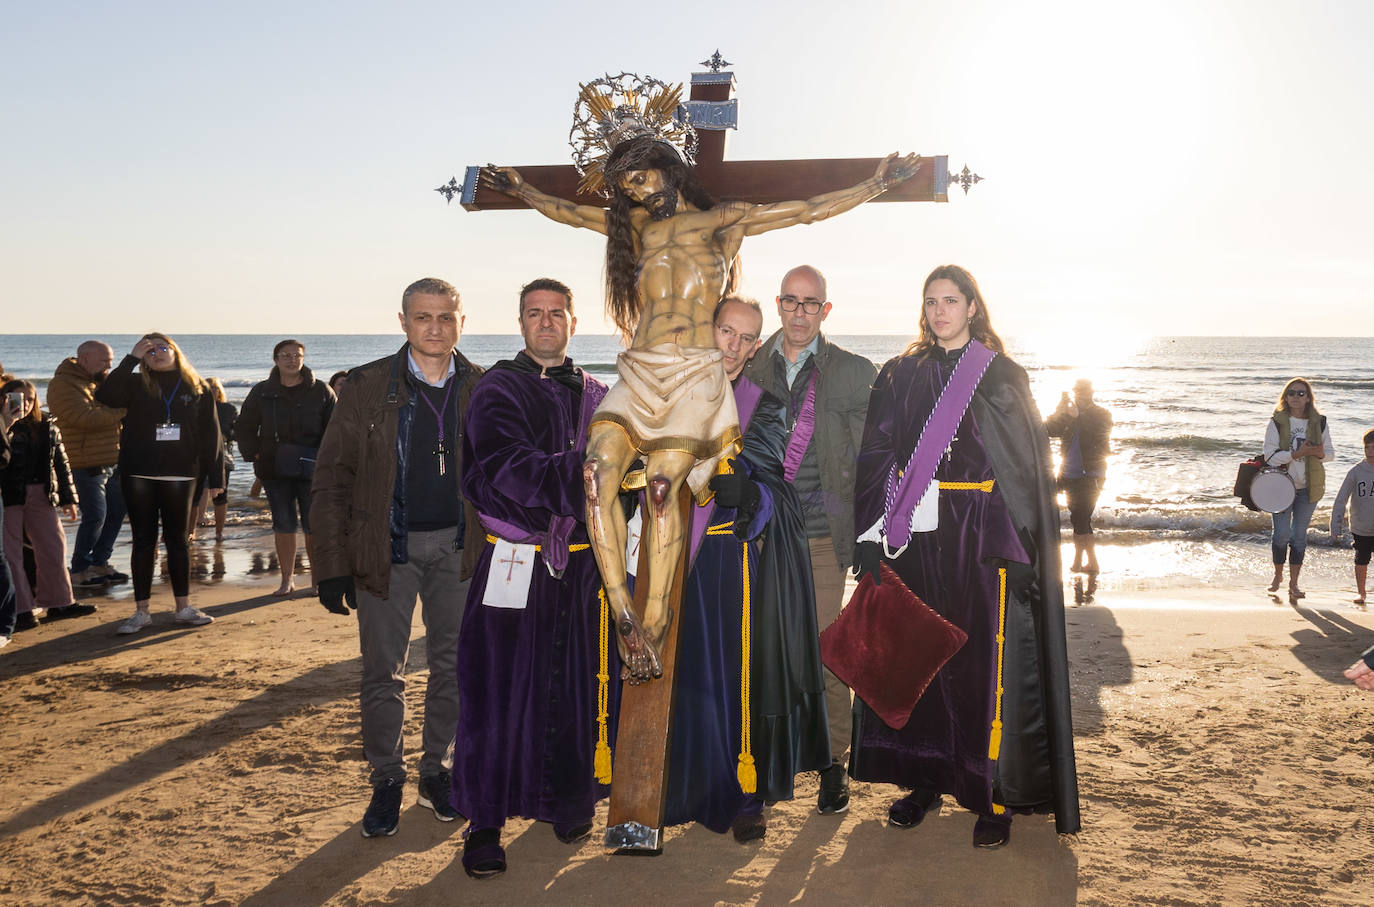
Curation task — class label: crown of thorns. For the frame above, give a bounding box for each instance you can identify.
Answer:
[569,72,698,197]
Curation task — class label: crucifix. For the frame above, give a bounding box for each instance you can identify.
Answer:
[443,53,976,854]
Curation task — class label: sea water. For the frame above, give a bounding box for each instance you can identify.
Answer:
[3,334,1371,592]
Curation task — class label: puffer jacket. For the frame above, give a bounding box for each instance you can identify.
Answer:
[310,345,483,597]
[236,366,335,480]
[46,357,125,470]
[0,418,77,508]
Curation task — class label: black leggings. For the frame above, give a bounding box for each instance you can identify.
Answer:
[122,475,195,601]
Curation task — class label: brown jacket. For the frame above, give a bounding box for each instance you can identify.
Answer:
[46,358,125,471]
[310,345,483,597]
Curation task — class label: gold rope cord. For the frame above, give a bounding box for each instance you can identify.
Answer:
[704,521,756,793]
[483,533,590,553]
[938,479,996,492]
[989,566,1008,815]
[595,587,613,783]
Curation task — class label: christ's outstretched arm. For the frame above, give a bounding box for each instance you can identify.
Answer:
[481,165,610,235]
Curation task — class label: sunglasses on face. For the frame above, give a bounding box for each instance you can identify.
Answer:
[1286,389,1308,397]
[145,345,172,355]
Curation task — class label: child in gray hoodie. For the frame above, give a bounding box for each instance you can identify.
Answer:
[1331,428,1374,605]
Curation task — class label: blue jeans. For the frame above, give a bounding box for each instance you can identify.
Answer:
[71,465,127,572]
[1271,488,1317,565]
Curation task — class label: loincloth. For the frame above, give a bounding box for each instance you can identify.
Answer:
[590,344,742,495]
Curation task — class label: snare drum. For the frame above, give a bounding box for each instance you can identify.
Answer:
[1250,468,1296,514]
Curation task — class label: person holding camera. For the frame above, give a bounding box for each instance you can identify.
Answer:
[96,335,223,633]
[1,379,98,633]
[235,340,334,596]
[1045,378,1113,576]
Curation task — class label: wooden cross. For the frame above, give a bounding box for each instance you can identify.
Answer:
[443,54,973,855]
[439,57,970,211]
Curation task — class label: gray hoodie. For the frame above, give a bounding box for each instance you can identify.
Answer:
[1331,459,1374,537]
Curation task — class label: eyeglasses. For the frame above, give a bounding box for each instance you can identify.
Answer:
[1285,388,1308,397]
[779,295,825,315]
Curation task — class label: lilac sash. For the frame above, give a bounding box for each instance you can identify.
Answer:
[782,370,817,482]
[881,341,997,545]
[687,377,764,566]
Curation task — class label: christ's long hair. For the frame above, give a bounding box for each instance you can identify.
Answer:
[903,265,1006,360]
[602,136,719,339]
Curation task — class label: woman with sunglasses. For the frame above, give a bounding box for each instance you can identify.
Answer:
[1263,378,1334,598]
[96,334,223,633]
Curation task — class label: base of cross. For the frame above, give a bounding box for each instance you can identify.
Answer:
[604,487,692,854]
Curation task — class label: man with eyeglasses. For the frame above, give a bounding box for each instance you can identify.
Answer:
[664,295,830,843]
[741,264,878,815]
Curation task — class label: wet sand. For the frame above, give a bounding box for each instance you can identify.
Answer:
[3,563,1374,905]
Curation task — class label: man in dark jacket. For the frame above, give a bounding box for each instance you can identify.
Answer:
[310,278,482,838]
[236,340,335,595]
[740,264,877,815]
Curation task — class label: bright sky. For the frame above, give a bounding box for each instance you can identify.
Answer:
[4,0,1370,339]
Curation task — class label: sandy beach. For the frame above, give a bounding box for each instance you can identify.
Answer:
[3,548,1374,906]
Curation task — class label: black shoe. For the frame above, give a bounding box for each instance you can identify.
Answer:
[888,789,941,829]
[553,820,593,844]
[972,814,1012,848]
[462,827,506,879]
[417,772,462,822]
[70,569,109,590]
[97,567,130,585]
[817,761,850,815]
[13,612,39,632]
[361,778,403,837]
[44,603,99,621]
[731,811,767,843]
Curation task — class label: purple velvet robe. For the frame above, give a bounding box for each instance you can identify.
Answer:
[850,349,1045,819]
[451,363,619,830]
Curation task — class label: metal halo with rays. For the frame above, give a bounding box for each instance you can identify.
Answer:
[568,72,698,198]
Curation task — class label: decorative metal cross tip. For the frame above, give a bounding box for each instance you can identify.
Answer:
[952,164,983,195]
[435,176,462,204]
[699,49,732,73]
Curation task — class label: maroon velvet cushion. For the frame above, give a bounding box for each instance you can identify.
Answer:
[820,563,968,730]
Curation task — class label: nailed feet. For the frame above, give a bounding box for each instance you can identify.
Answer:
[616,611,662,684]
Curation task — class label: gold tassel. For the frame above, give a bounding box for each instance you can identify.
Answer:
[987,567,1008,761]
[736,541,756,794]
[595,587,613,784]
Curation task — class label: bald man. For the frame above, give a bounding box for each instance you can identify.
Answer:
[48,340,128,591]
[741,265,878,815]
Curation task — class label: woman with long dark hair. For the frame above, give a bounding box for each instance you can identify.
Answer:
[96,334,222,633]
[0,379,96,629]
[1262,377,1333,598]
[847,265,1079,846]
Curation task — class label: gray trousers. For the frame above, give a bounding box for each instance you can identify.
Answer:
[357,528,468,785]
[809,535,852,764]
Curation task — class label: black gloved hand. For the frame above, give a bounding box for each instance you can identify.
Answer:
[709,466,759,511]
[318,575,357,615]
[852,540,883,586]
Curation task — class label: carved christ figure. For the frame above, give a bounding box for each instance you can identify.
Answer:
[483,137,917,683]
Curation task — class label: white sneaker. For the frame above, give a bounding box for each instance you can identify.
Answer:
[0,635,11,650]
[173,606,214,626]
[117,610,152,635]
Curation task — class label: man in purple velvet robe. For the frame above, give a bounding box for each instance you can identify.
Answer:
[451,278,618,880]
[663,297,830,843]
